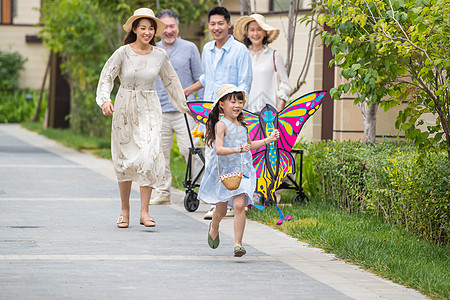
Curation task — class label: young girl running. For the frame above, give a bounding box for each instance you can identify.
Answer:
[198,84,279,257]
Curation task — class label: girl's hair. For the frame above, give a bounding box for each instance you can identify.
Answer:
[123,18,157,46]
[204,92,247,148]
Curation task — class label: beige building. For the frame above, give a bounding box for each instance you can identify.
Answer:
[0,0,48,90]
[2,0,406,141]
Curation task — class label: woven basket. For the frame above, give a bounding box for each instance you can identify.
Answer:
[219,171,243,190]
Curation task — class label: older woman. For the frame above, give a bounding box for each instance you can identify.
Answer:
[96,8,188,228]
[234,14,291,113]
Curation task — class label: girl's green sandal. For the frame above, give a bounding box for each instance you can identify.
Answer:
[207,222,220,249]
[234,246,246,257]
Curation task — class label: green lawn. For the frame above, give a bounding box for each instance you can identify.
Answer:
[22,122,111,156]
[21,122,449,300]
[247,202,449,300]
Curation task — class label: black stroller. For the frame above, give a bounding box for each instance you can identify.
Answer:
[182,114,205,212]
[275,148,309,205]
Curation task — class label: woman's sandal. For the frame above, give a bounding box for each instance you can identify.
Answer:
[139,216,156,227]
[234,246,246,257]
[117,215,129,228]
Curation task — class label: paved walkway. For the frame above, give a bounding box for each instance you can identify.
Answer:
[0,124,428,300]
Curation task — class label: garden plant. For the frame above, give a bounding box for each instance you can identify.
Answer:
[0,50,46,123]
[306,0,450,155]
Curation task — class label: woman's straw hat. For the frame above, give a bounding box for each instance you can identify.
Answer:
[213,84,248,109]
[233,14,280,44]
[123,8,165,37]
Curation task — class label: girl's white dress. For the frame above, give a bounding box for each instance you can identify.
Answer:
[198,118,256,207]
[96,45,188,187]
[246,45,291,113]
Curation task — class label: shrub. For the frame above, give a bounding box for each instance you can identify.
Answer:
[306,140,449,245]
[0,89,47,123]
[366,151,450,244]
[0,50,27,91]
[306,140,368,212]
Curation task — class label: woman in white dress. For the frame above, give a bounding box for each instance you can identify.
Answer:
[96,8,188,228]
[234,14,291,113]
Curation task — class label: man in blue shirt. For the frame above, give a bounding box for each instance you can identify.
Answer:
[151,9,204,205]
[184,7,252,101]
[185,6,252,219]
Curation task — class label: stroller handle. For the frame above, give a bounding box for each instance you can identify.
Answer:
[184,113,195,148]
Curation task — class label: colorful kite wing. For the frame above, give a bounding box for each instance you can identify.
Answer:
[278,149,295,175]
[251,148,295,225]
[188,101,259,132]
[187,101,213,125]
[252,147,295,201]
[252,150,271,200]
[277,91,326,152]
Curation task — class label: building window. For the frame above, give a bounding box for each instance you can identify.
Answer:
[1,0,13,24]
[270,0,291,12]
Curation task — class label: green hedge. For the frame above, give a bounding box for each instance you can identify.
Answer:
[0,89,47,123]
[304,141,449,245]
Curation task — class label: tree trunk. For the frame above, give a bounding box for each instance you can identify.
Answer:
[285,0,297,76]
[359,102,378,143]
[32,53,51,122]
[446,132,450,159]
[239,0,251,15]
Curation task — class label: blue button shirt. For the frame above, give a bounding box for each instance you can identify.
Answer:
[156,37,204,112]
[199,35,252,101]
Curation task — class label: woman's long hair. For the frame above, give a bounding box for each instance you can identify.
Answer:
[204,92,247,148]
[123,18,157,46]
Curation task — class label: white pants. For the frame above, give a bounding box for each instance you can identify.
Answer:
[156,111,202,196]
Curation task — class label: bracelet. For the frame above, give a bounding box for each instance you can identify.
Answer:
[263,139,267,145]
[240,145,243,153]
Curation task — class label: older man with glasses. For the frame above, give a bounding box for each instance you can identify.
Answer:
[151,9,204,205]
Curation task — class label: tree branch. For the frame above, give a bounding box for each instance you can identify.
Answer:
[84,1,115,52]
[291,12,317,95]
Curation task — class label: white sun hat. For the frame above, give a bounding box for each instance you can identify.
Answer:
[213,84,248,109]
[123,8,166,37]
[233,14,280,44]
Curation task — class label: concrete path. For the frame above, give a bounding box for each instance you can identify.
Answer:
[0,124,428,300]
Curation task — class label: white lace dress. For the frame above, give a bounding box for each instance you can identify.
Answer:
[96,45,188,187]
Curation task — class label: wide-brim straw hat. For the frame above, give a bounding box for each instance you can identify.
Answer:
[213,84,248,109]
[234,14,280,44]
[123,8,165,37]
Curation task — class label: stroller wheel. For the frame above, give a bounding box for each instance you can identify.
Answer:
[184,191,199,212]
[292,193,308,205]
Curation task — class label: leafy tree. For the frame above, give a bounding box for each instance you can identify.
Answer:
[311,0,450,157]
[0,50,27,91]
[40,0,116,136]
[89,0,215,52]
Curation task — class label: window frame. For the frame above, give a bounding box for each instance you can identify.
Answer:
[1,0,14,24]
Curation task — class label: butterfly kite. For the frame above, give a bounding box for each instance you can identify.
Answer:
[188,91,326,225]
